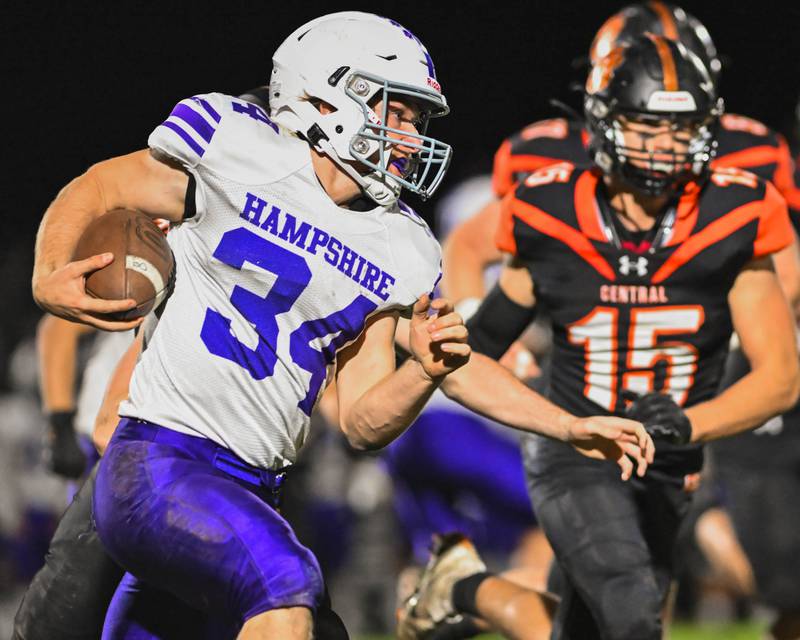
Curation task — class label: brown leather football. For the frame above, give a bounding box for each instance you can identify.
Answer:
[73,210,174,320]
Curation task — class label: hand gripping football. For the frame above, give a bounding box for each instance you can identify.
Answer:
[73,210,175,320]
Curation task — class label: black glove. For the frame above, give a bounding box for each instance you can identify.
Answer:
[623,391,692,445]
[43,411,88,479]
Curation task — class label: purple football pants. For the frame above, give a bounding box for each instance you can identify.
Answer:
[94,418,323,639]
[385,408,535,563]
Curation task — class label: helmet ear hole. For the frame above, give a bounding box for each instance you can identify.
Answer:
[308,97,338,115]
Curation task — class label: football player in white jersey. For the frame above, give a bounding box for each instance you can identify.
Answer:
[31,12,652,640]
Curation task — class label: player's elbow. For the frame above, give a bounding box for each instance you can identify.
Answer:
[340,424,387,452]
[782,364,800,411]
[338,412,385,452]
[772,355,800,414]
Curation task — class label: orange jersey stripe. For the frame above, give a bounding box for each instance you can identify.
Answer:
[492,139,515,197]
[496,190,518,255]
[574,170,607,241]
[506,197,616,280]
[649,1,679,40]
[714,145,782,171]
[666,186,702,246]
[769,136,800,210]
[648,34,679,91]
[493,151,575,198]
[653,188,791,282]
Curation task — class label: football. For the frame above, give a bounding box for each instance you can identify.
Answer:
[73,210,174,320]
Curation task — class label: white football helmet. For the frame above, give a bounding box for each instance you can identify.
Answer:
[270,12,452,205]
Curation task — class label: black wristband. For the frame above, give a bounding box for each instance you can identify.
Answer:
[451,571,494,617]
[466,284,536,360]
[48,411,77,435]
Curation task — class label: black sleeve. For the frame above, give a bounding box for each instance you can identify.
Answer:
[183,173,197,220]
[466,284,536,360]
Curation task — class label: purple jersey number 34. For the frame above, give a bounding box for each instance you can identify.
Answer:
[200,227,377,415]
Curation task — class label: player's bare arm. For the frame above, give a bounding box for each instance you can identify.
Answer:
[37,314,95,412]
[398,260,654,479]
[335,296,470,451]
[32,149,187,330]
[93,331,143,454]
[37,314,96,477]
[772,234,800,318]
[686,257,800,442]
[440,198,503,306]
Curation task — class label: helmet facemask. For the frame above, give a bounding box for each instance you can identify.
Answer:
[343,71,452,202]
[598,109,719,195]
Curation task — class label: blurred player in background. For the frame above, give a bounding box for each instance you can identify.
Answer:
[409,36,799,640]
[444,2,800,313]
[12,318,133,640]
[439,3,800,633]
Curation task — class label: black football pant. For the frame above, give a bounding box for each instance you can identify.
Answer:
[523,436,691,640]
[13,463,124,640]
[13,463,350,640]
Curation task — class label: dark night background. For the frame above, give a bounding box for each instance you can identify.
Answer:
[4,1,800,387]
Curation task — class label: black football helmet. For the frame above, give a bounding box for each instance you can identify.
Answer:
[584,34,723,196]
[590,2,721,85]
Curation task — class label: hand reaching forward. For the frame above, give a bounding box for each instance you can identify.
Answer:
[409,295,471,380]
[568,415,656,481]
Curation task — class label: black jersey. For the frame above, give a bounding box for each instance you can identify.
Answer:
[497,163,792,473]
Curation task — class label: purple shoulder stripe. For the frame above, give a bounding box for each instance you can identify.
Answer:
[191,96,221,123]
[160,121,205,157]
[170,103,215,143]
[398,200,425,224]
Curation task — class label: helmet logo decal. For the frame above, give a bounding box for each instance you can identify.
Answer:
[619,255,649,276]
[586,46,625,94]
[386,18,437,80]
[647,90,697,112]
[590,14,625,64]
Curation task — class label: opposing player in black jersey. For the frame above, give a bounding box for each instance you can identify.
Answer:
[443,37,798,640]
[443,2,800,314]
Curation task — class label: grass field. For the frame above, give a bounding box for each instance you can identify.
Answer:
[356,621,768,640]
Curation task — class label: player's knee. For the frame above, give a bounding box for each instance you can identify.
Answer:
[234,544,325,623]
[240,606,313,640]
[597,573,662,640]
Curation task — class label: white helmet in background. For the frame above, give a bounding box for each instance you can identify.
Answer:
[270,11,452,205]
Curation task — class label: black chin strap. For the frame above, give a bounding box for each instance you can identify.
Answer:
[595,181,679,252]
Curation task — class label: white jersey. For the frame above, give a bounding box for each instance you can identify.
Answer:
[74,330,135,436]
[120,93,441,469]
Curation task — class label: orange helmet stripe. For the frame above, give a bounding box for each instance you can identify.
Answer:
[648,1,679,40]
[648,33,679,91]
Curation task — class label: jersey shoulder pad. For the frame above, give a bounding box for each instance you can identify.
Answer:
[513,161,582,210]
[148,92,307,183]
[496,163,590,256]
[717,113,780,151]
[492,119,587,197]
[700,167,792,258]
[385,201,442,305]
[508,118,585,161]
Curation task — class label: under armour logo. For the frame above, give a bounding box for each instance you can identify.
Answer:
[619,255,648,276]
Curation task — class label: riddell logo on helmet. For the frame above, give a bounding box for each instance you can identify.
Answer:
[426,77,441,92]
[647,91,698,112]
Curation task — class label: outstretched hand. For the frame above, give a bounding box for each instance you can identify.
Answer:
[408,295,471,381]
[568,415,656,480]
